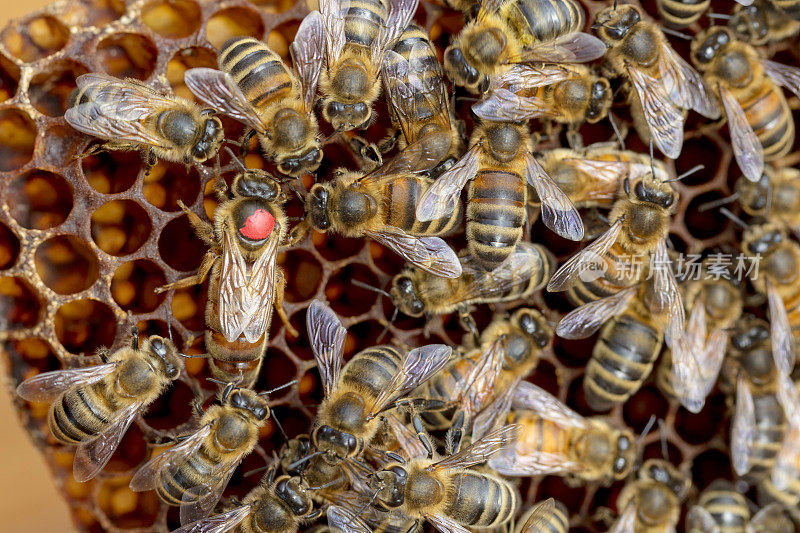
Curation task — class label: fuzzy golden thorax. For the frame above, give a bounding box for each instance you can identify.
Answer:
[306,171,382,238]
[691,27,759,91]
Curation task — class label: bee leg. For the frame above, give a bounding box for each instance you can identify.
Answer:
[347,135,382,169]
[130,325,139,350]
[377,129,401,154]
[97,347,111,363]
[155,251,216,293]
[410,412,434,459]
[275,272,299,337]
[192,398,205,418]
[306,509,323,521]
[141,149,157,175]
[446,410,465,454]
[74,142,105,161]
[566,128,584,151]
[458,311,479,343]
[176,200,216,245]
[240,129,257,157]
[590,506,616,527]
[287,219,311,246]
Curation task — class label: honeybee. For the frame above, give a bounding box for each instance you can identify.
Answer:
[297,131,462,278]
[760,418,800,522]
[442,0,606,93]
[313,0,418,131]
[184,14,324,177]
[488,381,636,484]
[419,308,553,438]
[515,498,569,533]
[609,459,691,533]
[173,465,320,533]
[663,270,743,413]
[740,223,800,377]
[547,171,679,310]
[130,383,275,523]
[691,26,800,182]
[416,120,584,271]
[687,480,793,533]
[368,424,520,533]
[729,0,800,45]
[381,23,464,175]
[16,329,182,482]
[594,4,719,159]
[390,242,554,325]
[155,162,294,387]
[65,73,224,172]
[471,64,612,139]
[656,0,710,28]
[306,299,452,465]
[735,168,800,232]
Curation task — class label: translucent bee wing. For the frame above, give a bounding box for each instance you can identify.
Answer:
[307,299,347,397]
[364,229,462,278]
[415,144,480,221]
[660,44,720,119]
[328,504,373,533]
[130,423,214,492]
[319,0,349,63]
[559,158,630,202]
[609,502,637,533]
[626,65,685,159]
[772,425,800,491]
[179,465,238,525]
[471,380,518,442]
[748,503,789,532]
[735,0,753,4]
[73,400,143,482]
[492,64,572,91]
[761,58,800,99]
[686,505,720,533]
[172,504,254,533]
[183,68,267,134]
[767,280,795,377]
[368,344,452,417]
[385,413,428,460]
[720,85,763,182]
[432,424,520,471]
[373,0,419,67]
[291,11,326,111]
[546,217,624,292]
[460,338,506,419]
[513,33,607,64]
[16,362,120,402]
[362,130,453,181]
[731,375,756,476]
[489,448,581,476]
[478,0,510,17]
[455,242,549,301]
[512,381,589,429]
[519,499,556,533]
[555,286,637,340]
[650,239,685,345]
[472,88,556,122]
[425,513,472,533]
[776,373,800,428]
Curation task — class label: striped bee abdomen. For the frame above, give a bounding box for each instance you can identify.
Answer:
[385,176,462,236]
[507,0,584,45]
[656,0,710,28]
[218,37,294,110]
[49,383,114,444]
[344,0,388,47]
[447,472,517,528]
[340,345,403,399]
[743,81,794,160]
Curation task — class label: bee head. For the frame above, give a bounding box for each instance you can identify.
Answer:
[730,317,769,351]
[390,273,424,317]
[306,184,332,231]
[191,114,224,162]
[443,45,489,94]
[372,465,407,509]
[274,477,313,516]
[280,436,312,476]
[735,172,771,216]
[743,223,785,255]
[643,459,691,500]
[144,336,181,380]
[612,430,635,479]
[595,5,640,42]
[585,77,612,123]
[691,27,732,67]
[730,5,768,43]
[227,388,270,421]
[278,146,323,177]
[312,424,362,461]
[514,308,552,349]
[628,174,676,210]
[232,170,281,202]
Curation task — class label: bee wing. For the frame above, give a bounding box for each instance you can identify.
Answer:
[386,413,429,460]
[671,323,727,414]
[559,158,629,202]
[365,229,461,278]
[626,65,685,159]
[719,85,764,182]
[73,400,143,482]
[489,448,581,476]
[382,50,419,144]
[525,152,584,241]
[471,380,518,442]
[519,499,556,533]
[686,506,720,533]
[512,32,607,64]
[761,58,800,99]
[472,88,558,122]
[650,239,685,345]
[772,425,800,491]
[319,0,349,63]
[749,503,788,531]
[432,424,520,471]
[767,280,795,377]
[16,362,120,402]
[307,299,347,397]
[731,375,756,476]
[492,64,572,91]
[478,0,510,17]
[408,42,451,132]
[362,131,453,182]
[659,44,720,119]
[328,504,373,533]
[372,0,419,68]
[776,373,800,428]
[367,344,453,418]
[456,242,549,301]
[183,68,267,134]
[172,504,254,533]
[129,423,214,492]
[425,514,472,533]
[415,143,481,221]
[291,11,326,111]
[512,381,589,429]
[609,502,638,533]
[218,228,278,343]
[179,464,239,526]
[546,217,624,292]
[555,286,637,340]
[461,337,507,419]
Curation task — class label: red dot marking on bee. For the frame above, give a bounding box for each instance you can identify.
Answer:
[239,209,275,240]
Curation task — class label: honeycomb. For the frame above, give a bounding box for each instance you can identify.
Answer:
[1,0,799,530]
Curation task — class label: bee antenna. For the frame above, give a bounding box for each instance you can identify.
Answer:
[706,12,733,20]
[664,164,704,183]
[648,137,656,179]
[179,352,210,359]
[348,489,381,527]
[699,192,739,212]
[637,414,657,448]
[352,279,392,299]
[377,307,399,343]
[661,27,693,40]
[307,479,342,491]
[243,464,271,477]
[271,411,289,441]
[288,450,325,471]
[225,146,248,172]
[259,379,299,397]
[607,110,626,150]
[657,418,669,461]
[719,207,751,229]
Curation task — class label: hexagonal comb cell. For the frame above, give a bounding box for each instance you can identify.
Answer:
[0,0,794,530]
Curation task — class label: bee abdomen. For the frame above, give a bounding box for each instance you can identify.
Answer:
[467,170,526,271]
[219,37,293,110]
[748,394,786,477]
[447,472,516,528]
[386,177,461,236]
[511,0,584,43]
[156,446,218,505]
[340,345,403,398]
[584,313,663,411]
[698,487,749,531]
[345,0,387,47]
[50,386,111,444]
[656,0,710,28]
[743,82,794,160]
